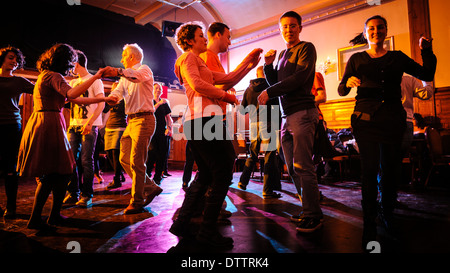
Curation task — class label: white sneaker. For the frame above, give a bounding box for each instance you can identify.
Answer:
[76,196,92,207]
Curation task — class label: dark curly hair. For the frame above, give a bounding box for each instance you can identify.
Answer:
[175,22,205,52]
[36,43,77,75]
[0,46,25,69]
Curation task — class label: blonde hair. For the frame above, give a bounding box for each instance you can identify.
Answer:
[123,43,144,62]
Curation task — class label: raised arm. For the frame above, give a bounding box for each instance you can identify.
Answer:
[213,48,263,90]
[66,68,106,99]
[178,53,228,100]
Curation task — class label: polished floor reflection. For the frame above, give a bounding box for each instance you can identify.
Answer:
[1,170,449,254]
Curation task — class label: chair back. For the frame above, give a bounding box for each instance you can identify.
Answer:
[425,127,443,160]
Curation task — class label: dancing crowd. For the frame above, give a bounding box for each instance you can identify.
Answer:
[0,10,436,251]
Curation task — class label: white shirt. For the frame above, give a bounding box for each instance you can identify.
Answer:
[401,74,433,122]
[109,63,155,115]
[69,74,104,126]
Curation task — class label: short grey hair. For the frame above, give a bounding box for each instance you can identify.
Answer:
[123,43,144,62]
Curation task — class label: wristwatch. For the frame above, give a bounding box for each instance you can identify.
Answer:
[117,68,124,77]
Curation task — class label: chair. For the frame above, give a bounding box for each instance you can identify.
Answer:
[424,127,450,187]
[322,155,350,183]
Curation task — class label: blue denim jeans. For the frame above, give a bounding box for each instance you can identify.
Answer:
[67,125,98,198]
[281,108,322,219]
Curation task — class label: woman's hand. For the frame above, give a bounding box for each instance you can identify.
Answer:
[222,92,239,105]
[346,76,361,88]
[94,67,108,79]
[419,36,433,50]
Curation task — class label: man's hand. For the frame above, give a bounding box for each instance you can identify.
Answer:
[257,90,269,105]
[105,95,119,105]
[264,50,277,65]
[101,66,119,78]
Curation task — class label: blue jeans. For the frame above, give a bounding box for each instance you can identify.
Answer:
[67,126,98,198]
[281,108,322,219]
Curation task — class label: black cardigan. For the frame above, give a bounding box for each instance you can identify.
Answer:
[338,48,437,143]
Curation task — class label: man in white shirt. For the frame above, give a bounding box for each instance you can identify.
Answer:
[400,74,433,156]
[64,50,105,207]
[107,43,163,214]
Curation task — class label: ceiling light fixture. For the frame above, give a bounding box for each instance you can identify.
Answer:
[157,0,202,10]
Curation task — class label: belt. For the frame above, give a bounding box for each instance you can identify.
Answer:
[128,111,153,119]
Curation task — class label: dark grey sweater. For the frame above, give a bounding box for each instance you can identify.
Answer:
[264,41,317,117]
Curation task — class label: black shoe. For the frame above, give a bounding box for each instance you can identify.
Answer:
[27,219,57,232]
[169,219,193,237]
[219,209,232,219]
[153,176,162,185]
[106,181,122,190]
[163,172,172,177]
[290,212,304,223]
[296,217,323,233]
[47,214,69,226]
[3,208,16,219]
[237,182,247,190]
[196,229,234,248]
[263,192,282,199]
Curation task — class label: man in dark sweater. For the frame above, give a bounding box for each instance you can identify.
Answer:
[238,66,281,198]
[258,11,323,232]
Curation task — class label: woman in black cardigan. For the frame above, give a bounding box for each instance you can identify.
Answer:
[338,15,436,248]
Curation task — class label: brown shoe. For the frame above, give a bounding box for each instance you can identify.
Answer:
[123,203,144,214]
[143,186,163,206]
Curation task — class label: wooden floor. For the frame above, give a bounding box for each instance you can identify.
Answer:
[1,169,450,257]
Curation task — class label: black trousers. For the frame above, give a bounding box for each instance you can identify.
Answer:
[147,133,167,181]
[182,141,195,184]
[0,123,21,212]
[177,117,236,229]
[239,136,280,194]
[357,137,402,224]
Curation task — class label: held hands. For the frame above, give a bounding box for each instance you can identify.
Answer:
[102,66,119,78]
[105,95,119,105]
[346,76,361,89]
[264,50,277,65]
[419,36,433,50]
[94,67,108,79]
[94,66,119,79]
